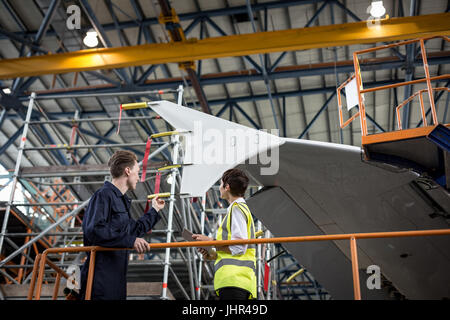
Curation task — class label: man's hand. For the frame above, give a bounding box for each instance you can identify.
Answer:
[133,237,150,254]
[192,234,217,260]
[152,196,165,212]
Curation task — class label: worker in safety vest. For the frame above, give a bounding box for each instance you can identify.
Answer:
[193,168,257,300]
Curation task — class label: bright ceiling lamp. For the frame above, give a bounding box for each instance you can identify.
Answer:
[370,1,386,18]
[83,29,99,48]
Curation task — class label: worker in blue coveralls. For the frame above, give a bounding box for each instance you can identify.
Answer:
[79,150,165,300]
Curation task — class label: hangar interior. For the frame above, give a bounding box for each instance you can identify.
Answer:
[0,0,449,300]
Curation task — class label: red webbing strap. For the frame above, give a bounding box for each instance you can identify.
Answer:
[140,137,152,182]
[144,199,153,234]
[144,199,150,214]
[154,171,161,194]
[116,104,123,135]
[264,262,270,292]
[70,124,77,146]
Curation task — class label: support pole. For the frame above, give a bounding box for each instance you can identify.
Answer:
[0,92,35,256]
[52,272,61,300]
[177,85,184,106]
[350,236,361,300]
[420,39,438,125]
[187,198,199,299]
[85,249,97,300]
[27,254,41,300]
[161,134,180,299]
[179,190,195,300]
[196,196,206,299]
[257,220,263,298]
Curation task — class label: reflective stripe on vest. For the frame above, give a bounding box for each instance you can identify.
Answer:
[214,258,256,274]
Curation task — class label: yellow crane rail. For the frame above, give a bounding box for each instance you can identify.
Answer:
[0,13,449,79]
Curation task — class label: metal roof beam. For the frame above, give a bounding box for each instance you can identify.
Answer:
[0,0,327,40]
[298,92,336,139]
[0,29,49,54]
[4,80,434,121]
[246,0,279,130]
[10,0,60,93]
[79,0,131,85]
[17,52,450,100]
[0,124,23,154]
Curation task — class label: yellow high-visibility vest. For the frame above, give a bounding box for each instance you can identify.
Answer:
[214,201,257,299]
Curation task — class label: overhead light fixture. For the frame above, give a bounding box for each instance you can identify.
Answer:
[370,1,386,18]
[2,88,11,94]
[83,29,99,48]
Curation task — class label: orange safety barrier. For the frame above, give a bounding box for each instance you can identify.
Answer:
[27,228,450,300]
[337,35,450,139]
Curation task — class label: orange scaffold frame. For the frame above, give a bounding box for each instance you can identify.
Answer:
[337,36,450,142]
[27,228,450,300]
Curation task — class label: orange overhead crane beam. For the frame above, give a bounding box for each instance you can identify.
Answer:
[0,13,449,79]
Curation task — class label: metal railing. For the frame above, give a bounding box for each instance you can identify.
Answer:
[337,35,450,137]
[396,87,450,130]
[27,228,450,300]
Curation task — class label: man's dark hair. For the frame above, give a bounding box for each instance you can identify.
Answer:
[221,169,249,197]
[108,150,137,178]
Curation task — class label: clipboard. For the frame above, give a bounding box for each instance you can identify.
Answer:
[182,228,213,254]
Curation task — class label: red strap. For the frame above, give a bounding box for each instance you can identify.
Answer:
[116,104,123,135]
[144,199,153,234]
[70,124,78,146]
[140,137,152,182]
[144,199,150,214]
[154,171,161,194]
[264,262,270,292]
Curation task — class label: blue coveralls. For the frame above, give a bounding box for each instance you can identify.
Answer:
[79,181,160,300]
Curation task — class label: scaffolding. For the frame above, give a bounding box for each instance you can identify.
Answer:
[0,87,207,299]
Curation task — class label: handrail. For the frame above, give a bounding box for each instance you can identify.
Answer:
[27,228,450,300]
